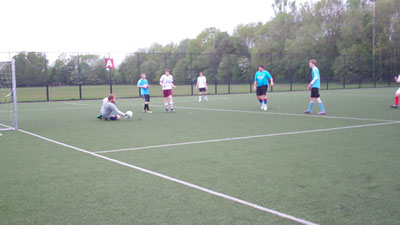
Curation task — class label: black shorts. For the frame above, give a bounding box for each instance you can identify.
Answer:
[310,88,320,98]
[142,94,150,102]
[199,88,206,92]
[256,85,268,96]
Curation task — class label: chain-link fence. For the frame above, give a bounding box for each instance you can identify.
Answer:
[1,52,399,102]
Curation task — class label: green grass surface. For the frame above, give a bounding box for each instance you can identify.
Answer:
[16,82,395,102]
[1,88,400,224]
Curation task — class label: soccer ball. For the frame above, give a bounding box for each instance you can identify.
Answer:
[126,111,133,118]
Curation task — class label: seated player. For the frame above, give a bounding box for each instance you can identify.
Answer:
[390,75,400,108]
[97,94,128,120]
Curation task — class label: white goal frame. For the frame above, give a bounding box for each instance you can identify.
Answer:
[0,59,18,131]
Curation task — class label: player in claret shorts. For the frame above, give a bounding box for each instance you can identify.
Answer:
[160,69,176,113]
[390,74,400,109]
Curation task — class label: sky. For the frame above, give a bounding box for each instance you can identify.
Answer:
[0,0,312,61]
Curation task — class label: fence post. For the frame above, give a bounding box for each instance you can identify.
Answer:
[343,55,346,89]
[249,54,252,93]
[326,76,329,90]
[108,53,113,94]
[137,53,140,76]
[190,53,193,95]
[215,80,218,95]
[164,53,167,69]
[77,54,82,100]
[388,54,392,87]
[289,56,292,91]
[44,53,49,101]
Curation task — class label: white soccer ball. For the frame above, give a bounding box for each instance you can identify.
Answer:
[126,111,133,118]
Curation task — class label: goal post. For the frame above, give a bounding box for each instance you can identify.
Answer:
[0,59,18,130]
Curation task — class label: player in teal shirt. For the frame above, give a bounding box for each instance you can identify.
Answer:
[137,73,152,113]
[304,59,326,115]
[253,65,274,110]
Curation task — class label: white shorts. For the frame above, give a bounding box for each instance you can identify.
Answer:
[396,88,400,95]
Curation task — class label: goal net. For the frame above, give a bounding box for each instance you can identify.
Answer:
[0,59,18,130]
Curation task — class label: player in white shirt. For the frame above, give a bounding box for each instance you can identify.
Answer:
[391,74,400,108]
[159,69,176,112]
[196,72,208,102]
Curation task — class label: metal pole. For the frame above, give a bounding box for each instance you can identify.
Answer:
[227,54,230,94]
[44,53,49,101]
[164,53,167,69]
[249,55,252,93]
[190,53,193,95]
[372,0,376,88]
[78,54,82,100]
[11,59,18,130]
[109,53,112,94]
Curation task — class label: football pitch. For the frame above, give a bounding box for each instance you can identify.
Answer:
[1,88,400,224]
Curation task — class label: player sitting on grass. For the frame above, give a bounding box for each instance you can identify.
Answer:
[253,65,274,110]
[196,72,208,102]
[137,73,152,113]
[390,75,400,109]
[304,59,326,115]
[97,94,129,120]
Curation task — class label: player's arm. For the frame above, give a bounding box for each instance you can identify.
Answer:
[137,80,144,88]
[395,75,400,83]
[111,104,127,117]
[267,72,274,86]
[195,79,199,90]
[308,74,318,90]
[171,83,176,88]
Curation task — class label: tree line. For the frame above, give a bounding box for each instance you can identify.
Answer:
[12,0,400,87]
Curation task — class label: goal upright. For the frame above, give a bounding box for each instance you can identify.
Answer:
[0,59,18,130]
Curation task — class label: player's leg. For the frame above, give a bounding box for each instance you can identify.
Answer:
[145,95,152,113]
[104,113,120,121]
[256,86,264,109]
[163,90,169,112]
[305,97,315,114]
[263,86,268,110]
[391,88,400,108]
[198,90,202,102]
[314,89,326,114]
[169,94,174,112]
[316,97,326,114]
[204,89,208,101]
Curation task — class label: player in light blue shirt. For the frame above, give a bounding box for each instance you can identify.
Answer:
[137,73,152,113]
[304,59,326,115]
[253,65,274,110]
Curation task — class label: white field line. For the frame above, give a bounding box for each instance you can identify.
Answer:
[152,105,398,123]
[64,102,91,106]
[18,128,318,225]
[17,104,141,112]
[95,121,400,154]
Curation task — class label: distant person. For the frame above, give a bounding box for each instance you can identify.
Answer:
[253,65,274,110]
[196,72,208,102]
[137,73,152,113]
[160,69,176,112]
[97,94,129,120]
[304,59,326,115]
[390,74,400,108]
